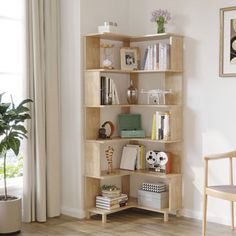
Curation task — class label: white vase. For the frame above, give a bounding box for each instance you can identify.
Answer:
[0,197,22,234]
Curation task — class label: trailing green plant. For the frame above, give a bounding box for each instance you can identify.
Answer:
[101,184,119,191]
[0,93,32,201]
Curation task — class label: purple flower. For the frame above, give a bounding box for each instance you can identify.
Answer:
[150,9,171,23]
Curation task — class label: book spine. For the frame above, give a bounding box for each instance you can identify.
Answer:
[151,113,156,140]
[140,145,145,169]
[159,43,164,70]
[142,48,148,70]
[163,112,170,141]
[156,43,159,70]
[101,76,106,105]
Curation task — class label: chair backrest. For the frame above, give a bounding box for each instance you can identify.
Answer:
[204,150,236,187]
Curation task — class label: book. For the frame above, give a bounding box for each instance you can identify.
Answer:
[142,48,148,70]
[120,146,137,170]
[100,77,120,105]
[151,113,156,140]
[96,203,120,210]
[96,194,128,203]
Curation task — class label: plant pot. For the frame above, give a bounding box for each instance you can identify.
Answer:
[0,196,21,234]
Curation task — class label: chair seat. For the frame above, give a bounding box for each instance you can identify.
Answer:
[206,185,236,201]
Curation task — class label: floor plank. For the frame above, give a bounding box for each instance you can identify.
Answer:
[19,209,236,236]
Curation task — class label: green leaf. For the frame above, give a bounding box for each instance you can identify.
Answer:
[0,141,7,156]
[12,125,27,134]
[0,103,10,114]
[16,99,33,110]
[7,137,20,156]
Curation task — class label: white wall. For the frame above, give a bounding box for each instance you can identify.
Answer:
[60,0,83,218]
[60,0,236,225]
[60,0,129,218]
[128,0,236,226]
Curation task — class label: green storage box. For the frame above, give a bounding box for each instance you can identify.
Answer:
[117,114,145,138]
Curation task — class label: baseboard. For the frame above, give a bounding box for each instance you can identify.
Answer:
[181,208,231,226]
[61,206,86,219]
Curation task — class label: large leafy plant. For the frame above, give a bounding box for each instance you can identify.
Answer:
[0,93,32,201]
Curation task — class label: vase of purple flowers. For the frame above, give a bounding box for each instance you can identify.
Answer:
[151,9,171,34]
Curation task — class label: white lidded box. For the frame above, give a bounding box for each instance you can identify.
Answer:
[138,190,169,209]
[98,22,118,33]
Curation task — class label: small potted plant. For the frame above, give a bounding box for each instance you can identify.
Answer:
[101,184,121,198]
[0,93,32,234]
[150,9,171,34]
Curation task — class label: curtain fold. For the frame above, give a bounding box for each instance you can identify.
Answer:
[23,0,60,222]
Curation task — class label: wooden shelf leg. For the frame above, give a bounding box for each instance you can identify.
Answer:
[86,211,91,220]
[102,214,107,223]
[176,210,181,218]
[164,213,169,222]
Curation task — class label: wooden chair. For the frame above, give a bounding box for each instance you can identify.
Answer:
[202,151,236,236]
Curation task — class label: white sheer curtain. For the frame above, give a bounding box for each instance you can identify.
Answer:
[23,0,60,222]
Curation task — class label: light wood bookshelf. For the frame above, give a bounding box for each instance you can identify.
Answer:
[84,32,183,223]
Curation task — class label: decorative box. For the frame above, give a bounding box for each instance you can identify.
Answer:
[138,190,169,209]
[117,114,145,138]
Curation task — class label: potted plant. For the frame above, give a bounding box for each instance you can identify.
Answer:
[0,93,32,234]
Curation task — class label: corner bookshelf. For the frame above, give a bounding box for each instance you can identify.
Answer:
[84,32,183,223]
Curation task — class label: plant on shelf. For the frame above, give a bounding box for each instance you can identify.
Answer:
[101,184,119,191]
[101,184,121,198]
[0,93,32,234]
[150,9,171,34]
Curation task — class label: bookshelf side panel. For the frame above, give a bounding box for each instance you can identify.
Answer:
[85,71,101,106]
[170,36,183,71]
[86,108,100,139]
[85,142,101,177]
[85,177,100,209]
[85,36,100,69]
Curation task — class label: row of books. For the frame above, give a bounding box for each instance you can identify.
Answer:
[142,43,170,71]
[120,144,146,171]
[96,194,128,210]
[100,76,120,105]
[151,111,171,141]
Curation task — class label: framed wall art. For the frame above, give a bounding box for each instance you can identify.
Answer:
[220,7,236,77]
[120,47,139,70]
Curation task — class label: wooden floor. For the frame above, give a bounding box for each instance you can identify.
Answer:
[20,209,236,236]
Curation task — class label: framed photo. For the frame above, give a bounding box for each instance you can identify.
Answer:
[220,7,236,77]
[120,47,139,70]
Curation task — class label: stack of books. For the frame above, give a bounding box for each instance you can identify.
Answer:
[151,111,171,141]
[96,194,128,210]
[142,43,170,71]
[100,76,119,105]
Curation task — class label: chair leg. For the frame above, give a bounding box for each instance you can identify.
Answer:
[202,194,208,236]
[230,201,234,230]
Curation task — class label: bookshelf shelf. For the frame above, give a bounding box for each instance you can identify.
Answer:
[88,197,173,223]
[85,32,183,42]
[85,104,182,109]
[85,69,183,74]
[86,137,182,144]
[86,168,181,180]
[84,32,183,223]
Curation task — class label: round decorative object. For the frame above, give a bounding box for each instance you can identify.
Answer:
[146,150,158,165]
[98,121,115,139]
[156,152,169,166]
[127,80,138,104]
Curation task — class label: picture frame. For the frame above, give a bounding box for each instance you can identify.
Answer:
[220,7,236,77]
[120,47,139,70]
